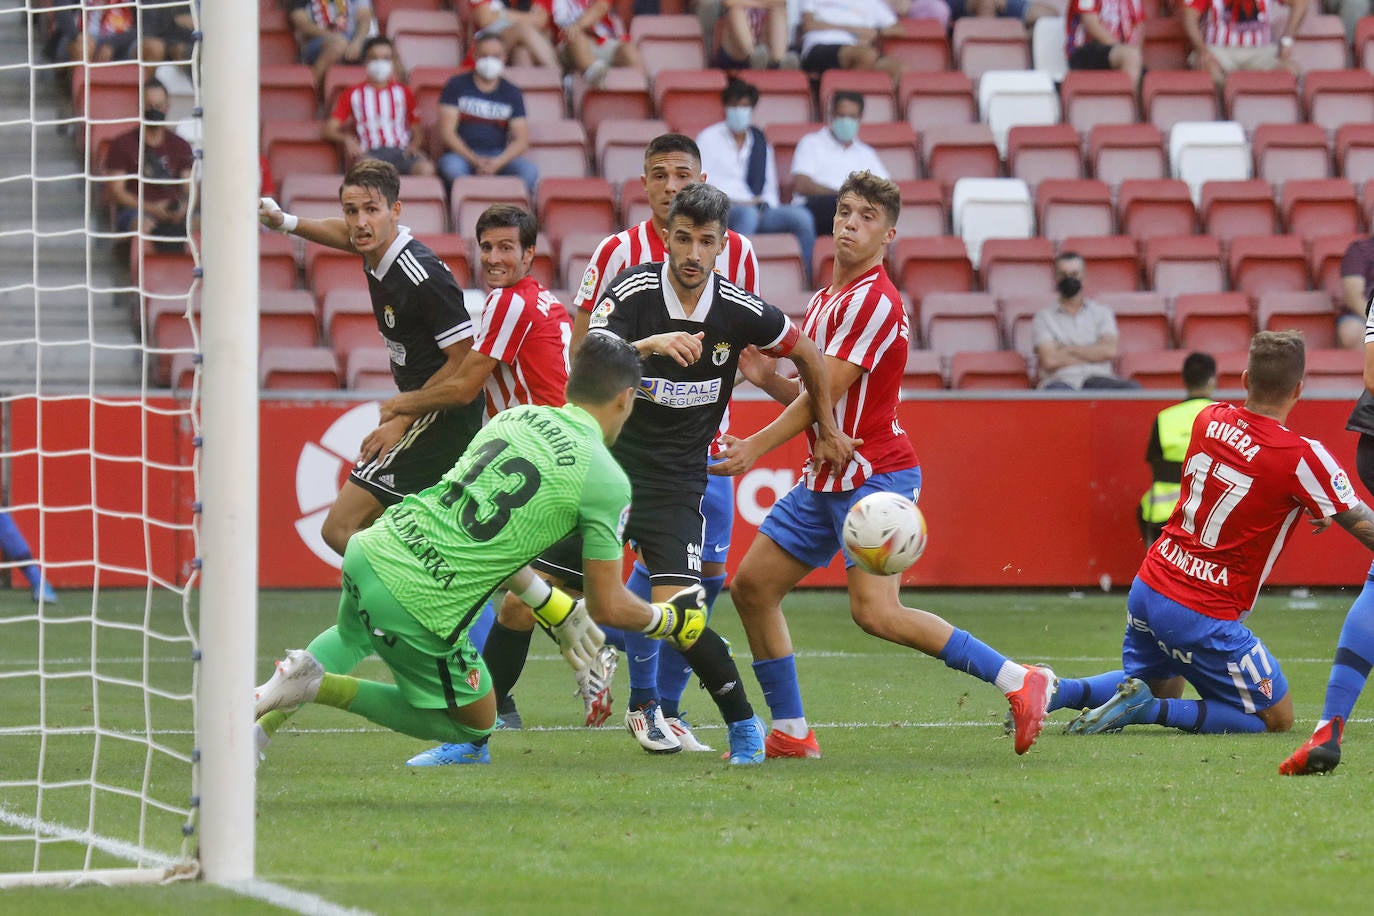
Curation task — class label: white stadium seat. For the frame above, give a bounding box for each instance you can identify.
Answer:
[1169,121,1252,203]
[1031,17,1069,83]
[978,70,1062,157]
[952,177,1035,269]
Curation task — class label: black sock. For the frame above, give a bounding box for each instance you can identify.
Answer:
[483,622,534,701]
[680,628,753,724]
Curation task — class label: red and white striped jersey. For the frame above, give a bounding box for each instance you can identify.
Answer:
[1184,0,1276,47]
[800,263,917,492]
[1139,402,1361,621]
[1065,0,1143,52]
[330,81,419,151]
[552,0,625,43]
[475,275,571,417]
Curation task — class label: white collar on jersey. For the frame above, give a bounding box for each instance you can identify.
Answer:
[659,260,716,322]
[368,225,415,279]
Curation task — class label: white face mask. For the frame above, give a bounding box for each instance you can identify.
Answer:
[474,56,504,81]
[366,58,393,83]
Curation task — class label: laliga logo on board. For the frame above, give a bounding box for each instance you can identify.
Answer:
[294,401,382,569]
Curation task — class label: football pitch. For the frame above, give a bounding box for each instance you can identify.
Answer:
[4,585,1374,914]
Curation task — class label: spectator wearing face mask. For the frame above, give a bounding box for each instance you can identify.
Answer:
[696,78,817,278]
[789,91,889,237]
[435,33,539,195]
[323,36,435,176]
[1032,251,1140,390]
[102,78,195,252]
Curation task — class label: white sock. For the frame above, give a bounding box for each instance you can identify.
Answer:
[772,716,809,738]
[1315,717,1331,733]
[993,661,1028,694]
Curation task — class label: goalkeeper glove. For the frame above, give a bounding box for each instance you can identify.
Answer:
[646,584,707,651]
[532,590,602,669]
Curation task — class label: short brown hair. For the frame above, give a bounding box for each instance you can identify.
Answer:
[1247,330,1305,402]
[340,158,401,207]
[837,170,900,228]
[476,204,538,251]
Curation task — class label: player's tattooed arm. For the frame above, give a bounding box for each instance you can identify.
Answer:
[1335,503,1374,551]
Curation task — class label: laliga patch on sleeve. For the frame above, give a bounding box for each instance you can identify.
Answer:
[1332,469,1356,504]
[616,505,630,543]
[578,265,599,301]
[588,299,614,329]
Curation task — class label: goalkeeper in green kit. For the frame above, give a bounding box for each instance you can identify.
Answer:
[255,332,769,764]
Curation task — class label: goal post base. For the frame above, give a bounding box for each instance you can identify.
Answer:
[0,862,200,890]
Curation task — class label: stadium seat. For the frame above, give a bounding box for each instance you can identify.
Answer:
[321,65,367,115]
[1251,122,1332,186]
[951,178,1035,269]
[949,350,1031,389]
[1006,124,1085,190]
[168,352,198,392]
[1098,291,1173,355]
[558,231,606,294]
[259,65,319,122]
[1061,70,1138,136]
[1031,16,1069,81]
[999,295,1043,363]
[262,120,341,179]
[1199,179,1277,245]
[891,236,976,306]
[952,17,1031,81]
[1117,178,1197,244]
[1227,235,1310,299]
[1216,350,1255,389]
[1305,347,1365,390]
[1336,122,1374,186]
[578,69,654,145]
[617,177,652,228]
[978,70,1061,157]
[1172,292,1254,353]
[1223,70,1300,135]
[259,290,320,349]
[528,232,559,289]
[653,69,727,138]
[259,233,299,292]
[882,18,951,72]
[894,180,948,238]
[1141,17,1191,71]
[1291,14,1350,72]
[525,119,591,180]
[1359,16,1374,70]
[322,288,377,357]
[1280,178,1360,245]
[1303,69,1374,137]
[425,234,473,287]
[1119,349,1192,389]
[1363,179,1374,230]
[769,288,814,320]
[1035,179,1114,245]
[979,237,1055,302]
[502,66,569,123]
[1170,122,1252,201]
[537,177,617,250]
[1144,71,1221,136]
[260,24,299,67]
[1088,123,1168,188]
[596,118,669,182]
[139,251,197,297]
[449,176,530,239]
[900,71,977,130]
[863,122,920,182]
[397,175,448,235]
[345,347,395,392]
[923,124,1002,202]
[1144,235,1226,298]
[1060,235,1140,294]
[1309,232,1363,302]
[1256,291,1338,349]
[751,234,808,297]
[819,70,897,123]
[763,121,816,202]
[744,69,814,126]
[393,31,463,71]
[385,8,460,39]
[919,292,1002,357]
[902,349,947,392]
[261,346,342,390]
[630,14,707,76]
[812,236,836,288]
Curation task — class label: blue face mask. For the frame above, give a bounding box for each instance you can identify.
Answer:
[831,116,859,144]
[724,105,752,134]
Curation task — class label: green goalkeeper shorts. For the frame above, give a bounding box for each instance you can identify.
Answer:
[337,545,490,712]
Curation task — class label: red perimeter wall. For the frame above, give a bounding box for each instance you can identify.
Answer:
[6,395,1371,590]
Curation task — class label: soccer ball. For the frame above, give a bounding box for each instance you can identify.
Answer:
[842,492,927,576]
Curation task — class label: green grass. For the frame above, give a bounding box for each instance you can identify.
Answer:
[4,586,1374,913]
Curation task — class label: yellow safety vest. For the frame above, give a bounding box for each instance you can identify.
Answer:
[1139,398,1212,524]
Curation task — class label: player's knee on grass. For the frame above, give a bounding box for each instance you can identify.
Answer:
[1258,696,1294,733]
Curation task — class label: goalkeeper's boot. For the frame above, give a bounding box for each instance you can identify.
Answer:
[726,715,766,765]
[665,713,713,752]
[405,741,491,766]
[575,644,617,727]
[765,728,822,759]
[1007,664,1057,754]
[31,579,57,603]
[1279,717,1343,776]
[626,700,681,753]
[1064,677,1153,735]
[254,649,323,718]
[495,694,522,731]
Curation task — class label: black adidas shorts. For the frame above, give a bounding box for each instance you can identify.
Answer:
[348,400,485,506]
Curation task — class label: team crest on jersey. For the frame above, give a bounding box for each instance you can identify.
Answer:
[1332,469,1355,504]
[578,265,599,301]
[465,668,481,690]
[711,341,731,366]
[588,299,614,329]
[383,305,396,328]
[1257,678,1273,700]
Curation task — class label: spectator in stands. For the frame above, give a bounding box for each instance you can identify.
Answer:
[143,2,197,64]
[947,0,1028,20]
[1181,0,1309,85]
[1065,0,1144,86]
[1033,252,1141,390]
[1137,352,1216,546]
[1338,234,1374,349]
[713,0,796,69]
[696,78,817,278]
[61,0,139,63]
[888,0,952,29]
[552,0,641,88]
[288,0,376,90]
[436,33,540,195]
[324,36,435,177]
[797,0,904,81]
[104,79,195,251]
[470,0,561,67]
[790,91,890,237]
[1325,0,1367,43]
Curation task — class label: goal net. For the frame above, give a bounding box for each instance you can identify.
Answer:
[0,0,258,888]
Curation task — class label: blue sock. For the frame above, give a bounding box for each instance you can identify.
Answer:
[1050,670,1126,712]
[626,562,652,600]
[601,625,627,652]
[752,655,805,721]
[701,573,725,613]
[938,629,1008,685]
[1157,699,1266,733]
[467,601,496,653]
[622,564,659,707]
[1320,574,1374,723]
[0,512,41,585]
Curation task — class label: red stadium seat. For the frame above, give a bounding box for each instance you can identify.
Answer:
[1036,179,1114,245]
[883,18,951,72]
[385,8,460,39]
[1172,292,1254,353]
[1336,122,1374,186]
[891,236,975,307]
[1223,70,1300,135]
[979,237,1055,302]
[1359,15,1374,70]
[557,231,607,295]
[952,18,1030,81]
[999,295,1043,362]
[307,247,369,305]
[321,65,367,115]
[1227,235,1310,299]
[1256,291,1338,349]
[1097,291,1173,355]
[751,234,808,297]
[1292,14,1350,72]
[261,346,342,390]
[1305,347,1365,390]
[819,69,897,123]
[1309,232,1362,302]
[900,71,977,130]
[922,124,1001,202]
[259,290,320,349]
[578,69,654,145]
[596,118,668,182]
[763,122,815,203]
[1251,122,1332,186]
[346,347,396,392]
[630,15,707,76]
[1117,178,1197,244]
[536,177,616,249]
[1060,235,1140,294]
[949,350,1031,390]
[902,349,947,392]
[812,236,836,288]
[894,180,948,238]
[862,121,921,182]
[1061,70,1137,135]
[262,120,341,178]
[1006,124,1084,190]
[259,65,319,122]
[1199,179,1279,245]
[653,69,727,139]
[449,176,529,239]
[260,28,299,67]
[322,288,377,356]
[259,232,299,292]
[1120,349,1193,389]
[503,66,569,123]
[425,234,473,287]
[919,292,1002,357]
[398,174,449,235]
[1142,70,1220,135]
[1144,234,1226,299]
[1304,69,1374,137]
[1140,17,1189,71]
[617,177,652,228]
[526,119,591,180]
[1088,123,1168,188]
[1280,178,1360,245]
[744,69,814,126]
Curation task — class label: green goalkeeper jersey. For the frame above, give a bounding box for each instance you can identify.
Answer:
[354,403,631,643]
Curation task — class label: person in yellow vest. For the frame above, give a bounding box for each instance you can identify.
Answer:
[1138,352,1217,546]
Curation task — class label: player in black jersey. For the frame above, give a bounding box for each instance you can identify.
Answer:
[259,159,485,555]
